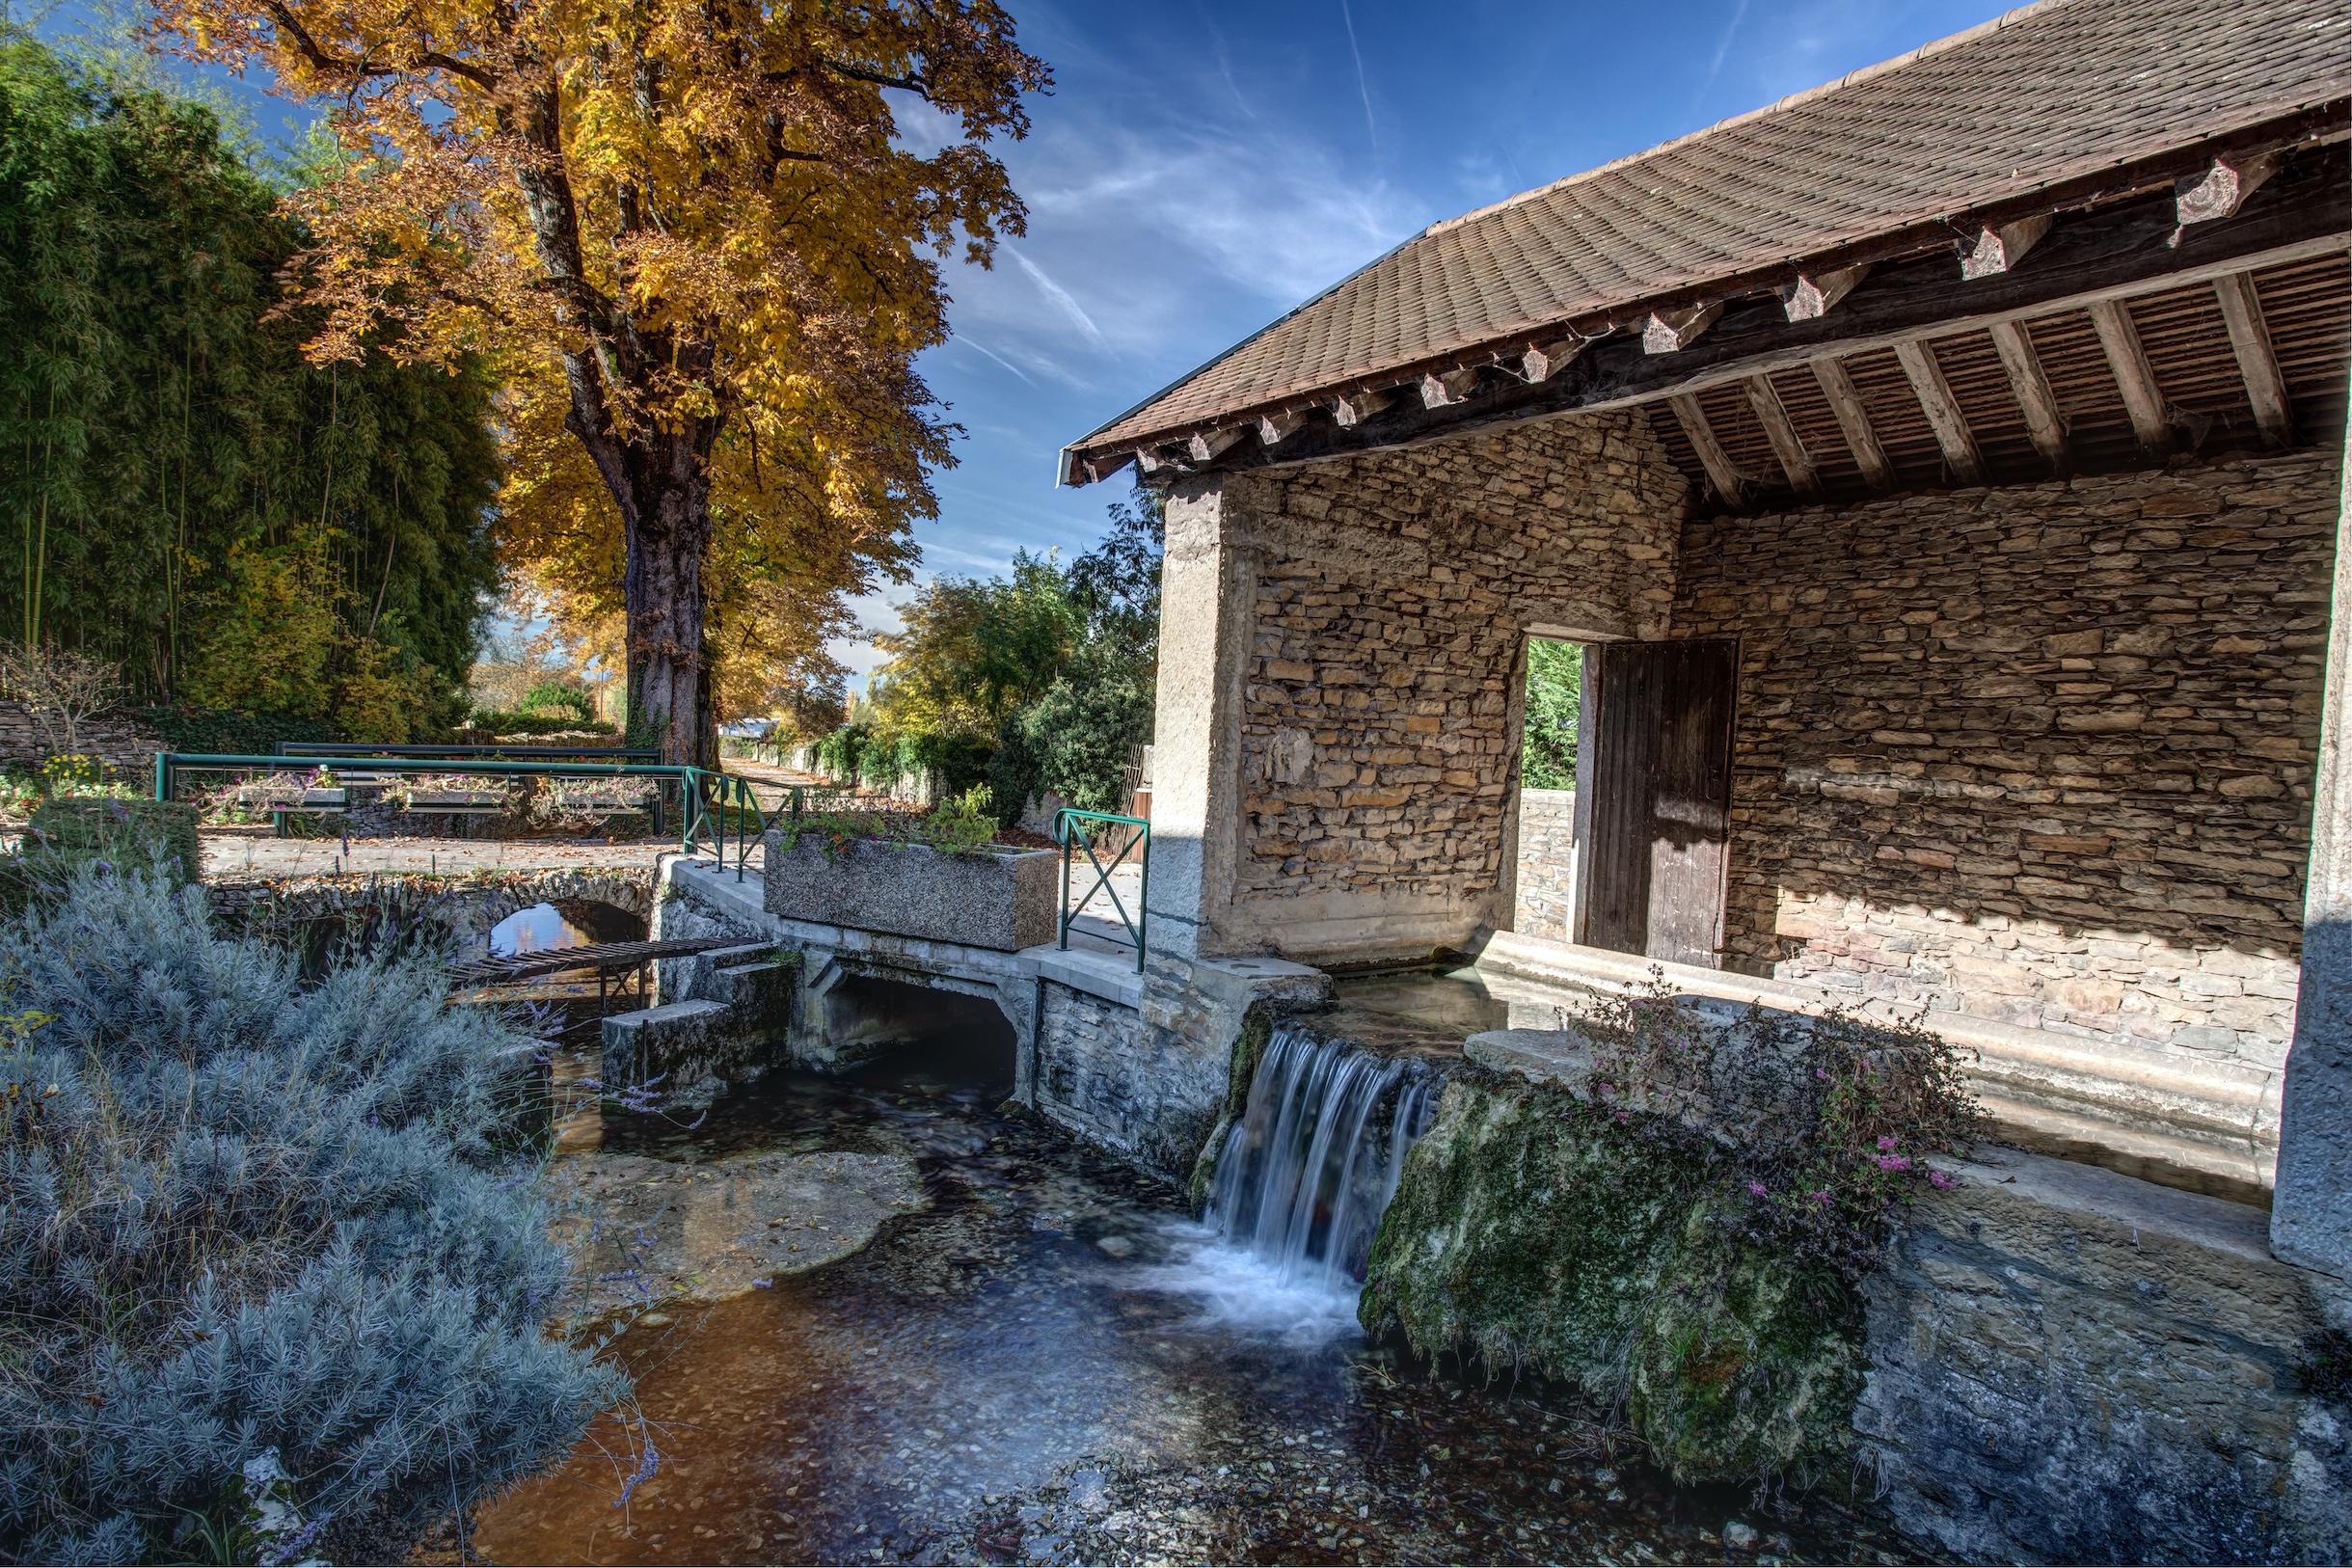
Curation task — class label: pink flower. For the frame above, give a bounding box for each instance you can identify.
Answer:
[1747,1181,1768,1198]
[1929,1170,1954,1189]
[1810,1188,1832,1204]
[1814,1068,1829,1080]
[1876,1154,1912,1173]
[1876,1135,1899,1151]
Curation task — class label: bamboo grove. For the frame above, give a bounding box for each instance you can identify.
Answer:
[0,30,503,738]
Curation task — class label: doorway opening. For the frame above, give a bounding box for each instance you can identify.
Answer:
[1515,635,1738,969]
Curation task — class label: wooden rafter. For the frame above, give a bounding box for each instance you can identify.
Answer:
[1744,376,1821,498]
[2211,271,2294,446]
[1986,320,2069,472]
[1960,215,2054,281]
[1187,427,1242,463]
[1668,393,1744,507]
[2086,299,2172,457]
[1807,356,1893,491]
[1780,264,1870,322]
[1644,303,1725,354]
[1257,409,1306,446]
[1893,340,1986,486]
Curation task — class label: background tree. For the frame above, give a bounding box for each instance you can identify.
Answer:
[152,0,1050,763]
[0,30,501,737]
[1523,637,1582,789]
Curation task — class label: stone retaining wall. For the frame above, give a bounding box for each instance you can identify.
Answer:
[1673,450,2338,1079]
[1036,977,1210,1181]
[1512,788,1577,942]
[0,698,160,775]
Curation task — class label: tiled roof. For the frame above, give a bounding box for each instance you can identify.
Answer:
[1072,0,2350,457]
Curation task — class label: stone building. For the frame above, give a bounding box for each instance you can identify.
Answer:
[1059,0,2349,1278]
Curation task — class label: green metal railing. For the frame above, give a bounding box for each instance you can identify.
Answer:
[1053,807,1149,973]
[154,753,780,881]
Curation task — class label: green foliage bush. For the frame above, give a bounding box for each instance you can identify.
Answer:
[141,705,342,757]
[1522,638,1582,789]
[468,709,617,739]
[0,869,626,1561]
[1014,668,1152,816]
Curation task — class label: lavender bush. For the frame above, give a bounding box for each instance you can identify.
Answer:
[0,869,628,1563]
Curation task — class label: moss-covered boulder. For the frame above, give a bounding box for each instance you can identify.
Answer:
[1361,1068,1865,1484]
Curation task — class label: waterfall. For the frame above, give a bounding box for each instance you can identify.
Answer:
[1204,1028,1437,1293]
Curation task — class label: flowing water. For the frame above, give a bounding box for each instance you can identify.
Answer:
[472,1018,1915,1566]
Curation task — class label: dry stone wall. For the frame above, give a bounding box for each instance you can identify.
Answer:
[1219,411,1688,958]
[1513,788,1578,942]
[1672,450,2338,1074]
[0,699,160,775]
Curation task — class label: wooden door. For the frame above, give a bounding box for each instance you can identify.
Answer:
[1578,638,1738,967]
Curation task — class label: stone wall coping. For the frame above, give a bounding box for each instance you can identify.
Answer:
[1475,929,2280,1183]
[1942,1142,2279,1267]
[1519,787,1578,804]
[1021,944,1146,1010]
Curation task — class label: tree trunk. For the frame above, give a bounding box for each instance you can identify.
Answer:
[620,425,716,767]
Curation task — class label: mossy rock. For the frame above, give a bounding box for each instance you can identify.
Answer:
[1361,1069,1864,1484]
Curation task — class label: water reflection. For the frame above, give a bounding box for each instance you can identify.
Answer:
[475,1030,1915,1566]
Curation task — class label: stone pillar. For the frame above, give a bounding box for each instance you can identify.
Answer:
[2274,441,2352,1300]
[1145,474,1253,960]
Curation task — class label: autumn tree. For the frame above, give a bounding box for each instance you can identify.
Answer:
[151,0,1049,762]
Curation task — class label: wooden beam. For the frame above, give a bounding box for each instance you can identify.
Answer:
[1256,409,1306,446]
[1332,389,1392,426]
[1643,302,1725,354]
[1743,375,1821,498]
[1187,427,1243,463]
[1667,393,1744,506]
[1780,264,1870,322]
[1960,215,2054,281]
[1986,319,2068,472]
[1893,339,1987,486]
[1522,337,1585,382]
[1135,445,1179,475]
[2176,152,2284,228]
[2086,299,2172,457]
[2211,271,2294,446]
[1083,450,1134,486]
[1419,367,1481,408]
[1808,356,1893,491]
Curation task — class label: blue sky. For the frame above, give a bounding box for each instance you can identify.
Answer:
[41,0,2018,687]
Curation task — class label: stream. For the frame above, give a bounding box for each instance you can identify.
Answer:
[472,1022,1915,1567]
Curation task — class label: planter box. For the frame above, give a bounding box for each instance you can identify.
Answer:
[405,790,507,811]
[763,831,1057,952]
[237,788,347,811]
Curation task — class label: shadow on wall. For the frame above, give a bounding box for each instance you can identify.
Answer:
[822,972,1017,1080]
[1740,872,2297,1065]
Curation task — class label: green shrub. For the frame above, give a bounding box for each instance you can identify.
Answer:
[14,798,201,911]
[518,683,598,725]
[0,869,628,1561]
[1017,669,1151,816]
[140,706,341,758]
[1522,638,1582,789]
[467,709,617,739]
[985,718,1042,830]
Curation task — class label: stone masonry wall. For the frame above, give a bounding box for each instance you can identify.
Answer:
[1673,450,2339,1076]
[1218,410,1689,958]
[1036,978,1219,1180]
[1513,788,1578,942]
[0,698,161,776]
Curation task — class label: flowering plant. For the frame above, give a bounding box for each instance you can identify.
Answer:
[1569,970,1983,1282]
[529,776,657,827]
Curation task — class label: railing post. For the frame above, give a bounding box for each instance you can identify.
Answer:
[1134,822,1149,974]
[153,752,169,804]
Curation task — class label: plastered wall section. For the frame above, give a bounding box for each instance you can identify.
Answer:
[1213,411,1688,960]
[1671,450,2339,1076]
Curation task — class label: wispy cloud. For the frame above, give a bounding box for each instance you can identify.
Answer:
[955,335,1039,388]
[1338,0,1379,157]
[1692,0,1754,113]
[1012,251,1110,352]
